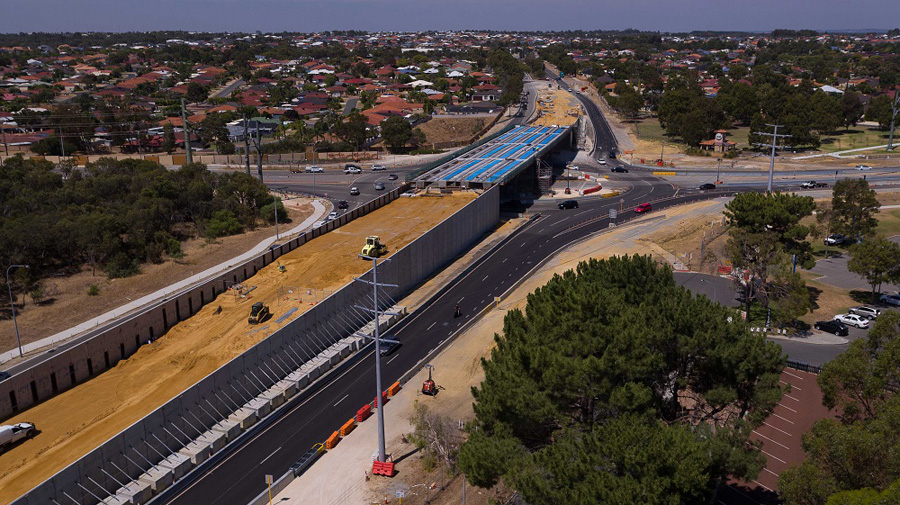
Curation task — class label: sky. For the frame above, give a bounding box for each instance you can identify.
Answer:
[1,0,897,34]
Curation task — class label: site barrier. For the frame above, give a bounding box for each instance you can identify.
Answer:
[339,418,356,437]
[387,381,401,397]
[325,431,340,450]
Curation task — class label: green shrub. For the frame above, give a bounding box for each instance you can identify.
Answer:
[87,284,100,296]
[205,210,243,239]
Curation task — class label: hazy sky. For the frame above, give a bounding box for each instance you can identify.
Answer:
[1,0,897,34]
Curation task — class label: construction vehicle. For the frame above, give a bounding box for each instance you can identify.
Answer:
[361,236,387,258]
[422,365,436,396]
[248,302,270,325]
[1,422,36,451]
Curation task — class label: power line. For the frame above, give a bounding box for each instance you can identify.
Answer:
[753,123,791,193]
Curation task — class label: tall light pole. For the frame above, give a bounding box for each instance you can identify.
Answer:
[6,264,30,358]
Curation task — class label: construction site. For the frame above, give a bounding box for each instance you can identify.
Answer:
[0,192,477,504]
[532,85,582,128]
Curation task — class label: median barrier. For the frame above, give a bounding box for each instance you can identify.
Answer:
[356,404,372,422]
[652,171,676,176]
[340,418,356,436]
[373,390,389,407]
[372,460,395,477]
[387,381,401,397]
[582,184,602,195]
[325,430,340,450]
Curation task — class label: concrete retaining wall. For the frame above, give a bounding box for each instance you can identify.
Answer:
[0,186,409,421]
[10,186,499,505]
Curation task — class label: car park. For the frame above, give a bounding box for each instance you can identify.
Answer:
[824,234,847,246]
[698,183,717,191]
[371,164,387,171]
[558,199,579,210]
[880,294,900,306]
[611,166,628,173]
[814,319,849,336]
[388,173,398,180]
[349,187,360,196]
[634,203,652,213]
[305,165,324,173]
[337,200,349,209]
[855,164,872,170]
[848,305,880,320]
[834,313,870,329]
[374,182,385,190]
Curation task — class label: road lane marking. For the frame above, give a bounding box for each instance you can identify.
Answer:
[763,422,794,437]
[482,275,489,282]
[752,431,790,450]
[333,394,349,407]
[259,446,282,465]
[783,394,800,402]
[771,413,795,424]
[761,449,787,464]
[387,355,399,364]
[426,322,436,331]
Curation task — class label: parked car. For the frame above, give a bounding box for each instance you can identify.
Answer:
[611,166,628,173]
[0,422,36,450]
[343,165,361,174]
[374,182,385,190]
[698,183,717,190]
[388,174,398,180]
[814,320,849,336]
[834,313,870,329]
[848,305,881,320]
[349,187,360,196]
[379,336,401,356]
[305,165,324,173]
[371,164,387,171]
[855,164,872,170]
[558,199,579,210]
[824,234,847,246]
[634,203,652,213]
[880,294,900,306]
[337,200,349,210]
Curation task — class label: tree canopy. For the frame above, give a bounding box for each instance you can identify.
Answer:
[831,179,881,240]
[459,255,785,505]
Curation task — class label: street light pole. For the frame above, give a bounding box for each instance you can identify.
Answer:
[6,264,30,358]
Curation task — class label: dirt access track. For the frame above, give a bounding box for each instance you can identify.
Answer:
[0,192,476,503]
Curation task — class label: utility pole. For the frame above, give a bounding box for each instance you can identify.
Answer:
[255,125,263,182]
[181,98,192,165]
[243,115,251,176]
[888,91,900,151]
[59,126,65,158]
[2,125,9,157]
[6,264,30,358]
[716,158,721,183]
[753,124,791,193]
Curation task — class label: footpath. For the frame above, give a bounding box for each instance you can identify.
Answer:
[0,199,329,365]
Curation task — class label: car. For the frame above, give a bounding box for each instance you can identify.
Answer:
[327,211,338,220]
[880,294,900,306]
[312,220,326,228]
[349,187,360,196]
[611,166,628,173]
[379,336,401,356]
[558,199,579,210]
[374,182,385,190]
[337,200,349,210]
[0,371,9,382]
[634,203,652,213]
[814,320,849,336]
[848,305,881,320]
[698,183,717,191]
[371,164,387,171]
[855,164,872,170]
[609,150,618,159]
[598,159,607,165]
[343,165,361,174]
[834,313,870,329]
[388,174,398,180]
[824,234,847,246]
[801,181,828,189]
[305,165,324,173]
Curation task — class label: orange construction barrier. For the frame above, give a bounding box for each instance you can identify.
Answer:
[325,430,340,449]
[356,404,372,422]
[373,391,389,407]
[372,460,395,477]
[340,418,356,436]
[387,382,401,397]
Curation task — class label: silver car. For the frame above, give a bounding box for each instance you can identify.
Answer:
[848,305,880,320]
[833,313,870,329]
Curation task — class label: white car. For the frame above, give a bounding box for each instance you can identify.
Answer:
[598,159,607,165]
[855,164,872,170]
[343,167,361,174]
[327,211,338,220]
[848,305,880,320]
[371,164,387,171]
[305,166,324,173]
[880,294,900,307]
[0,422,36,448]
[833,313,870,329]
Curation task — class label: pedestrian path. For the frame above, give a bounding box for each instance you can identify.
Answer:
[0,200,328,365]
[793,144,889,159]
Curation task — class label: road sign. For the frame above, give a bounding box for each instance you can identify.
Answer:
[609,209,617,220]
[265,474,273,485]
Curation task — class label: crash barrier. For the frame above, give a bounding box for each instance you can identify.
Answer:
[339,418,356,437]
[356,404,372,422]
[372,460,396,477]
[12,185,500,505]
[601,191,620,198]
[0,184,410,420]
[387,381,401,397]
[373,390,389,408]
[652,171,677,176]
[582,185,602,195]
[246,443,324,505]
[325,431,341,450]
[405,124,516,182]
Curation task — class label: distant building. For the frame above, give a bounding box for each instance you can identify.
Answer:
[699,130,736,152]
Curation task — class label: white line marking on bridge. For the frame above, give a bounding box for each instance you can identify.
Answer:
[426,322,436,331]
[259,446,282,465]
[482,275,489,282]
[333,394,349,407]
[387,355,399,364]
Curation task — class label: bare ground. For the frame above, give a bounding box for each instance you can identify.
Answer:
[414,117,489,145]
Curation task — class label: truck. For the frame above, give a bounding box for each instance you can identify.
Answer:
[1,422,36,450]
[801,181,828,189]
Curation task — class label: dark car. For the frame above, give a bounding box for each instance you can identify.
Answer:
[0,371,10,381]
[558,199,579,210]
[634,202,652,213]
[699,183,717,191]
[608,149,618,159]
[814,320,849,336]
[337,200,349,210]
[611,166,628,173]
[379,336,401,356]
[388,174,398,180]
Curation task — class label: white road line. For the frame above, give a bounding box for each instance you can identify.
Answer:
[783,394,800,402]
[761,449,787,464]
[482,275,489,282]
[763,422,793,437]
[752,431,790,450]
[333,394,349,407]
[771,413,795,425]
[753,480,774,492]
[762,468,780,477]
[783,370,804,380]
[426,322,436,331]
[259,446,282,465]
[520,242,526,247]
[777,403,798,413]
[387,355,399,364]
[458,297,465,303]
[779,380,801,391]
[502,258,507,263]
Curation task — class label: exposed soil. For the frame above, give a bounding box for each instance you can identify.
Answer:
[0,193,476,504]
[414,117,488,145]
[0,200,317,354]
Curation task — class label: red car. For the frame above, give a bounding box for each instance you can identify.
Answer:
[634,203,652,213]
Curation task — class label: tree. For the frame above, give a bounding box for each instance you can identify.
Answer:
[380,116,413,153]
[831,179,880,240]
[865,95,896,131]
[459,255,785,504]
[186,82,208,103]
[847,237,900,300]
[162,122,176,154]
[840,90,864,129]
[408,401,461,473]
[779,313,900,505]
[724,192,816,318]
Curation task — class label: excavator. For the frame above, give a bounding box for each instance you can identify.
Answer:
[361,236,387,258]
[248,302,270,325]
